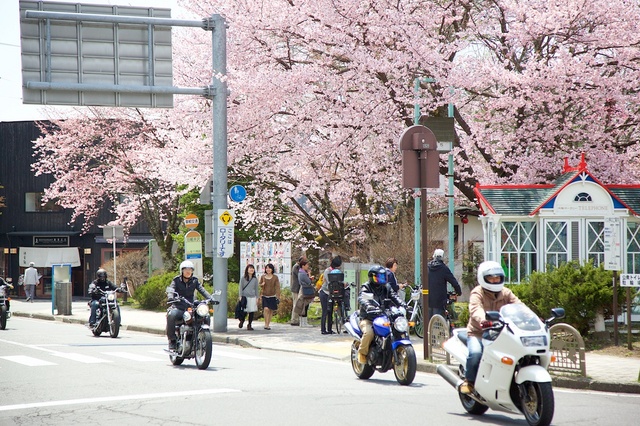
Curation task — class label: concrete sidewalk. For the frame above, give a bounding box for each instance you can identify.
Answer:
[9,298,640,394]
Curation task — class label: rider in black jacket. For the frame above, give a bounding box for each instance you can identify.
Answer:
[88,269,118,326]
[166,260,212,350]
[357,265,405,364]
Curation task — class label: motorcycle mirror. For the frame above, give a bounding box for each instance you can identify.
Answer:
[550,307,565,319]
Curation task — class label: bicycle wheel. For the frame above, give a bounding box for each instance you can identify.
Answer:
[413,302,424,338]
[334,300,344,334]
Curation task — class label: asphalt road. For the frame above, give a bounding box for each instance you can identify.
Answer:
[1,316,639,426]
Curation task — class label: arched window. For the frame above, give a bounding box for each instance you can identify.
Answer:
[574,192,592,202]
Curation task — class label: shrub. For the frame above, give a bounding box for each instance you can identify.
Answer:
[510,261,622,335]
[135,271,174,310]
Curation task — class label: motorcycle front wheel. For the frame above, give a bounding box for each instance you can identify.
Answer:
[393,345,417,385]
[195,329,212,370]
[520,381,554,426]
[109,310,120,338]
[0,305,7,330]
[350,341,374,380]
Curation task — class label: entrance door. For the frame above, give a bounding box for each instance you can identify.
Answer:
[543,219,605,270]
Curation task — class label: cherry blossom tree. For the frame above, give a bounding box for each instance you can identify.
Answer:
[33,0,640,260]
[31,108,209,268]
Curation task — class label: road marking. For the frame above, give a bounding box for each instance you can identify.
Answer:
[0,355,56,366]
[0,388,241,412]
[50,352,111,364]
[103,352,163,362]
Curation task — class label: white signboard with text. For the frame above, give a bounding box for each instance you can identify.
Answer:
[216,209,235,258]
[603,217,622,271]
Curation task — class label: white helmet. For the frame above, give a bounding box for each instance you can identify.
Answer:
[433,249,444,260]
[180,260,195,272]
[477,261,505,292]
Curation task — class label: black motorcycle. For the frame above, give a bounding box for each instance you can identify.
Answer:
[165,288,221,370]
[0,278,13,330]
[89,285,127,338]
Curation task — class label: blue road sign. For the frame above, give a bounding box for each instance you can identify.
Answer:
[229,185,247,202]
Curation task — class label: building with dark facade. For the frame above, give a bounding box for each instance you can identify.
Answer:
[0,121,153,299]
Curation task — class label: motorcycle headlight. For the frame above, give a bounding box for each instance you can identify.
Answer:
[182,311,192,322]
[521,335,547,347]
[196,303,209,317]
[394,316,409,333]
[107,293,116,301]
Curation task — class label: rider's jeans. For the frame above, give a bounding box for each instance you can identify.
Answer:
[89,299,100,324]
[466,335,483,382]
[358,319,374,357]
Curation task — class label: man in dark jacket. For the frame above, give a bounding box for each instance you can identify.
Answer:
[428,249,462,317]
[357,265,405,364]
[166,260,212,350]
[88,268,120,326]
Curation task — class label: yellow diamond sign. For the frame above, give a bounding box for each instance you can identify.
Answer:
[219,210,233,226]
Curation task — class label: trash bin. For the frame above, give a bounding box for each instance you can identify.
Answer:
[54,281,72,315]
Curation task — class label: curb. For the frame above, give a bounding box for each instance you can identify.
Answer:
[12,311,640,394]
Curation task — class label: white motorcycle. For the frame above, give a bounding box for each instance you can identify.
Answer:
[437,303,565,426]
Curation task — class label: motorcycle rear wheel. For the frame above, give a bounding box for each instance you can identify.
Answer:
[0,305,7,330]
[92,319,103,337]
[350,341,374,380]
[459,392,489,415]
[413,304,424,338]
[109,310,120,338]
[520,381,554,426]
[195,329,212,370]
[170,353,184,366]
[393,345,417,385]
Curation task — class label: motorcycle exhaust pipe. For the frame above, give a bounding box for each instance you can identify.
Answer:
[437,364,464,390]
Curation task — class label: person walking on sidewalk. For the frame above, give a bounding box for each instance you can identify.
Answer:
[238,264,259,330]
[428,249,462,317]
[259,263,281,330]
[23,262,40,302]
[290,256,306,326]
[293,260,315,327]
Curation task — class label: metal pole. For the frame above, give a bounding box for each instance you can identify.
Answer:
[420,151,431,360]
[112,226,117,287]
[447,102,455,273]
[413,78,421,288]
[210,15,229,332]
[613,271,619,346]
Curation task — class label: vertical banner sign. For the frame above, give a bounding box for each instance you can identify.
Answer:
[217,209,235,258]
[184,214,203,278]
[604,217,622,271]
[184,230,203,279]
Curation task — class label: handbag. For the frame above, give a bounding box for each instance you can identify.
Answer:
[234,296,247,319]
[301,285,315,298]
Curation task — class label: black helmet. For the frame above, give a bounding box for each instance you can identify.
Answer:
[368,265,387,287]
[97,269,107,281]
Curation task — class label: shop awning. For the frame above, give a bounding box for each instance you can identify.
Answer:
[19,247,81,268]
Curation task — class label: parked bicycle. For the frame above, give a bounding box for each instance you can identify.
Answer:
[442,291,459,336]
[328,273,353,334]
[405,283,423,338]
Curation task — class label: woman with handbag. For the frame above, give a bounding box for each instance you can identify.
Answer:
[238,264,259,330]
[293,260,315,327]
[259,263,281,330]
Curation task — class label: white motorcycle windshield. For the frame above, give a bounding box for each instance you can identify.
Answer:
[500,303,543,331]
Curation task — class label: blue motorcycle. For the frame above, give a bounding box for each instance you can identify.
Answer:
[345,297,417,385]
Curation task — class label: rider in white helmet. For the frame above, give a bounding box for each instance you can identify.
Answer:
[460,260,520,394]
[166,260,212,350]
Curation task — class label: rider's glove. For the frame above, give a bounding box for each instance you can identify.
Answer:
[480,320,492,329]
